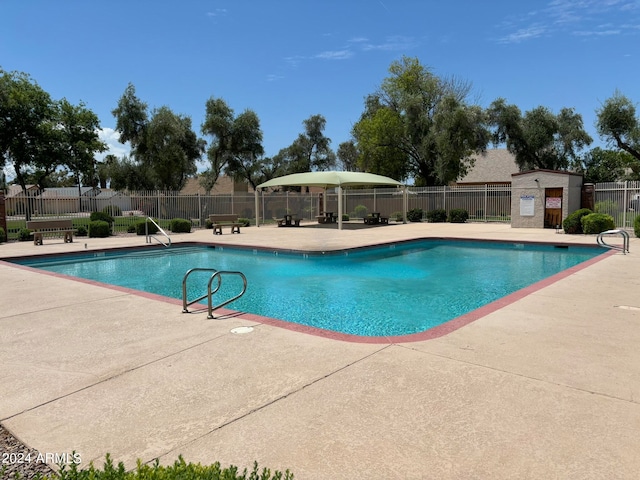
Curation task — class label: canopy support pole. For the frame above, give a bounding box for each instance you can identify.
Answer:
[403,186,408,224]
[338,185,343,230]
[255,189,260,227]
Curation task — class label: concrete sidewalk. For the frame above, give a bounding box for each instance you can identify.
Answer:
[1,223,639,479]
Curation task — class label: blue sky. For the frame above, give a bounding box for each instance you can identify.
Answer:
[1,0,639,178]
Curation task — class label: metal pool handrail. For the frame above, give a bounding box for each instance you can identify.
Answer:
[145,217,171,247]
[182,267,248,319]
[597,229,629,254]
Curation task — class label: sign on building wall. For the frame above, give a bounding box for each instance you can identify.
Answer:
[520,195,535,216]
[545,197,562,209]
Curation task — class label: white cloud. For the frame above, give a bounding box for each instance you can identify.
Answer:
[206,9,227,17]
[97,128,130,161]
[2,164,16,183]
[498,25,547,43]
[496,0,640,43]
[359,35,418,52]
[315,49,353,60]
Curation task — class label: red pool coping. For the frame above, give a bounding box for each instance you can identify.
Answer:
[0,240,615,344]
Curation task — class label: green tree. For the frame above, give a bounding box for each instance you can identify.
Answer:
[352,56,489,186]
[487,98,592,171]
[107,155,155,191]
[58,98,107,201]
[579,147,634,183]
[112,84,203,190]
[97,154,118,188]
[111,83,147,150]
[596,91,640,164]
[200,97,265,191]
[0,69,59,211]
[276,114,336,176]
[1,69,105,217]
[144,107,203,190]
[224,110,265,189]
[337,140,359,171]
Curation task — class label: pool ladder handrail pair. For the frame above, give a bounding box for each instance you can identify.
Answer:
[182,268,248,319]
[596,229,630,254]
[145,217,171,247]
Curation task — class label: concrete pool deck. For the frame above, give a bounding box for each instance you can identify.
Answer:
[1,222,639,479]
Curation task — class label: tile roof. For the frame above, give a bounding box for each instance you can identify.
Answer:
[457,149,518,184]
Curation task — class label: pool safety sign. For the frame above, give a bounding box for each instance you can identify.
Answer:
[546,197,562,209]
[520,195,535,216]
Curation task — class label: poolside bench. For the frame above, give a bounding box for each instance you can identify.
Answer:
[26,219,75,245]
[209,214,242,235]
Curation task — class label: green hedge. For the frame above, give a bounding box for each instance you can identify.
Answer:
[407,208,423,222]
[17,453,294,480]
[135,219,159,235]
[426,209,447,223]
[90,211,114,225]
[18,228,32,241]
[89,220,110,238]
[448,208,469,223]
[170,218,191,233]
[562,208,592,234]
[581,213,615,234]
[353,205,368,218]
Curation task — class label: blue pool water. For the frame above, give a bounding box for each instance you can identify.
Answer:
[13,240,604,337]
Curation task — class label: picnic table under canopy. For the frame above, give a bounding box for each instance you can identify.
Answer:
[255,171,407,230]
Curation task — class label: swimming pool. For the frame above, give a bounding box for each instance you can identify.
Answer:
[11,240,606,337]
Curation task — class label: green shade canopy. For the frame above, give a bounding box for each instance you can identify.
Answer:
[257,171,403,189]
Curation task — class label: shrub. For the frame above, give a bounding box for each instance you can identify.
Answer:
[75,225,88,237]
[391,211,403,222]
[448,208,469,223]
[426,209,447,223]
[353,204,368,218]
[102,205,122,217]
[205,218,213,229]
[238,217,251,227]
[170,218,191,233]
[18,228,32,242]
[406,208,423,222]
[635,215,640,238]
[89,220,110,238]
[51,454,293,480]
[562,208,592,234]
[90,211,114,225]
[342,214,350,221]
[0,227,5,243]
[127,224,137,234]
[581,213,615,234]
[135,219,159,235]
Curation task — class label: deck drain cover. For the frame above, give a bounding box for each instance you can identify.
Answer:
[230,326,254,334]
